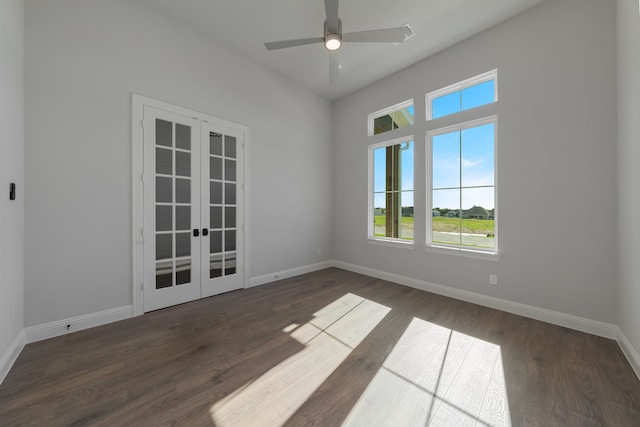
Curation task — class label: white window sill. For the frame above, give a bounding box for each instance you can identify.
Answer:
[424,244,501,262]
[367,237,415,250]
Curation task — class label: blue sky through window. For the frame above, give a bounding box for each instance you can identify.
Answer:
[373,84,495,214]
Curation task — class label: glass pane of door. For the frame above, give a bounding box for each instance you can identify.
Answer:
[209,132,238,280]
[154,118,192,290]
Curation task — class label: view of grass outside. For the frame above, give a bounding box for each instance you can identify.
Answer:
[373,216,495,248]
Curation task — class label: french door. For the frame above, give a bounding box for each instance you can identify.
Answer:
[141,105,244,312]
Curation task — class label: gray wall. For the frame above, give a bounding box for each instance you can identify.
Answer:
[24,0,332,326]
[0,0,24,360]
[333,0,618,323]
[617,0,640,356]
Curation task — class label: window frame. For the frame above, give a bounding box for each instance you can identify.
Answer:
[426,115,499,257]
[368,99,414,137]
[426,69,498,121]
[368,135,415,247]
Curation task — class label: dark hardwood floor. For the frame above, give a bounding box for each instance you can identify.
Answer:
[1,268,639,426]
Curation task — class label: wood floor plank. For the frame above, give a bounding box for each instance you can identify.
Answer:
[1,268,639,426]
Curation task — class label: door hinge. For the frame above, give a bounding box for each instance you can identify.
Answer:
[140,173,144,182]
[140,283,144,291]
[140,119,144,128]
[140,228,144,238]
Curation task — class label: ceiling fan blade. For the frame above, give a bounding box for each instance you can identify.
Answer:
[343,27,406,43]
[324,0,340,32]
[264,37,324,51]
[329,51,340,84]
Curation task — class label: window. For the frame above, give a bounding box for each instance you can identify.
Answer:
[369,137,414,243]
[368,100,414,136]
[428,117,497,252]
[427,70,497,120]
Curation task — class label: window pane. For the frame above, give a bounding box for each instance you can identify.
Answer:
[175,178,190,204]
[156,177,172,203]
[175,232,191,258]
[175,151,190,177]
[156,148,172,175]
[461,80,495,111]
[432,189,461,246]
[400,141,413,191]
[156,119,172,148]
[175,124,191,150]
[400,191,414,240]
[461,188,495,249]
[372,104,414,135]
[225,135,237,159]
[225,183,236,205]
[210,181,222,204]
[225,253,237,275]
[211,206,222,229]
[156,205,172,232]
[175,206,190,231]
[432,92,460,119]
[210,230,223,254]
[210,132,222,156]
[225,230,236,252]
[373,193,386,237]
[175,259,191,285]
[210,157,222,180]
[156,260,173,289]
[225,159,236,182]
[156,234,172,260]
[461,123,494,187]
[370,140,414,241]
[210,254,223,278]
[432,131,460,189]
[373,147,386,192]
[225,207,236,228]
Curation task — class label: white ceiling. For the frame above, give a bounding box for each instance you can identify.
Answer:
[140,0,546,101]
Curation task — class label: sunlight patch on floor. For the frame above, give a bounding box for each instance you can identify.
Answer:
[343,317,511,427]
[210,293,391,427]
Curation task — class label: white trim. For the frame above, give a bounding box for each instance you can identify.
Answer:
[426,69,498,121]
[426,115,498,255]
[367,99,414,136]
[332,260,619,339]
[0,330,25,385]
[367,237,415,250]
[424,244,501,261]
[617,327,640,380]
[248,261,333,288]
[24,306,133,344]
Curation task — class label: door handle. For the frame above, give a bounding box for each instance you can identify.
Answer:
[202,228,209,236]
[193,229,200,237]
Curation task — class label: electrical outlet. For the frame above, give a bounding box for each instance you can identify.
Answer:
[489,274,498,286]
[316,247,322,256]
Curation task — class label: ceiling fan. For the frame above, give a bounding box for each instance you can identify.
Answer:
[264,0,408,82]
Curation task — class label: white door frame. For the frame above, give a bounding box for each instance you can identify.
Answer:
[132,94,250,316]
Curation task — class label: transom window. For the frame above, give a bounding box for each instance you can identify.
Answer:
[427,70,497,120]
[368,100,414,136]
[369,137,414,243]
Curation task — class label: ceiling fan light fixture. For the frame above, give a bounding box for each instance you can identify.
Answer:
[324,34,342,51]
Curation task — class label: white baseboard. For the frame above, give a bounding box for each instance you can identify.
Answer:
[24,305,133,344]
[333,260,619,340]
[249,261,334,288]
[617,328,640,380]
[0,330,25,385]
